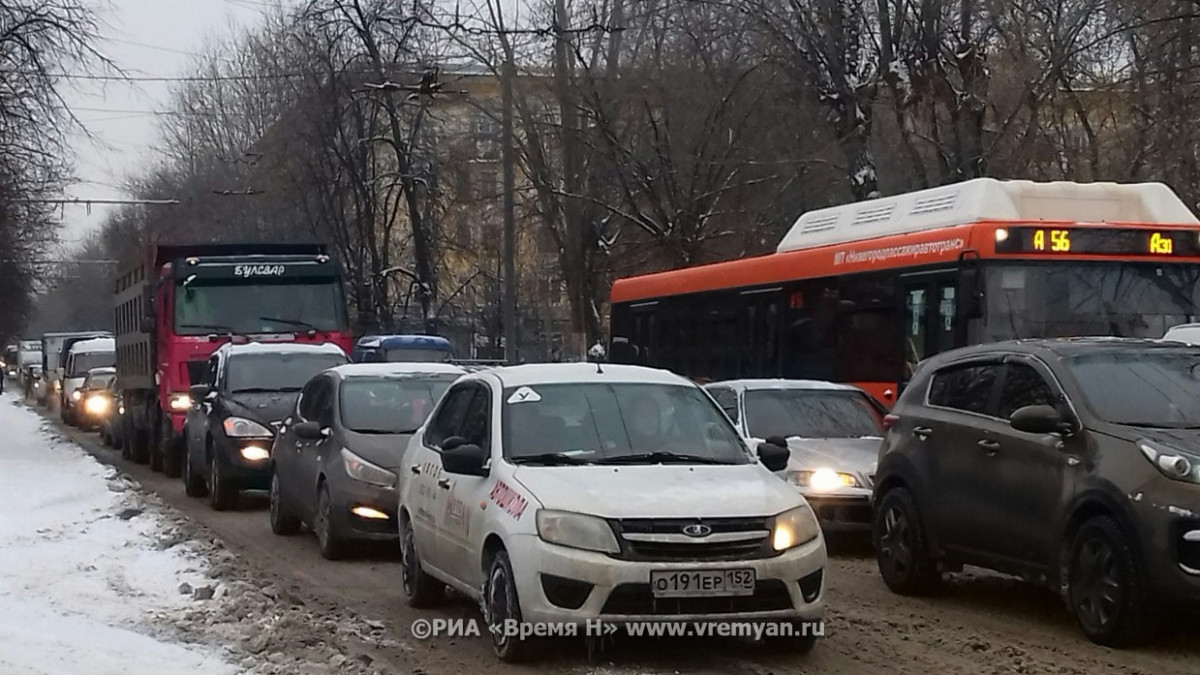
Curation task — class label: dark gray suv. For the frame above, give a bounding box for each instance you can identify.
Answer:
[872,338,1200,647]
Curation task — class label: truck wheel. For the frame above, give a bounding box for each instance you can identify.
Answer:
[148,440,163,472]
[161,417,181,479]
[120,416,132,460]
[208,453,236,511]
[126,414,149,465]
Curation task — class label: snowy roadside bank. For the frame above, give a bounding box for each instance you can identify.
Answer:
[0,393,400,675]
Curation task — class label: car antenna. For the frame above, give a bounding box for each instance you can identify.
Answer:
[588,342,606,374]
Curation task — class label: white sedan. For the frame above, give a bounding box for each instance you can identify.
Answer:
[398,363,827,661]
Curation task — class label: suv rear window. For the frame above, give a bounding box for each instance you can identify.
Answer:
[927,363,1002,415]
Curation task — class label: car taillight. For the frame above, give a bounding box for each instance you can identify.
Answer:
[883,413,900,430]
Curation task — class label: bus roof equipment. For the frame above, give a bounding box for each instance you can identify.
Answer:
[777,178,1199,253]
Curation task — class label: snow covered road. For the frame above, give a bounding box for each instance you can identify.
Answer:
[0,392,235,675]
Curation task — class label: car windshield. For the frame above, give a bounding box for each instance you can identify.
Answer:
[339,375,458,433]
[743,389,883,439]
[225,353,347,393]
[70,352,115,377]
[85,373,115,390]
[500,382,751,465]
[175,280,347,335]
[1064,348,1200,428]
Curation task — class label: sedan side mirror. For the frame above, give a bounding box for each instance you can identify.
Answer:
[294,421,324,440]
[757,442,790,472]
[1010,405,1068,435]
[189,384,211,400]
[443,443,488,476]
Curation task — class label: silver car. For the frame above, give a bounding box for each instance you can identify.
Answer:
[704,379,885,533]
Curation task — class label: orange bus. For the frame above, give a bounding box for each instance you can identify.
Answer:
[608,179,1200,406]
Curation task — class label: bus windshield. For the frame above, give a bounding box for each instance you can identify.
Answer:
[176,280,347,335]
[984,262,1200,341]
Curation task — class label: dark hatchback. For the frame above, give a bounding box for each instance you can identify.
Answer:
[182,343,349,510]
[270,363,465,559]
[873,338,1200,647]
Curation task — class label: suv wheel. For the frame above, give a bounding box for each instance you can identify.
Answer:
[208,453,236,511]
[874,487,941,595]
[183,439,208,498]
[1067,516,1154,647]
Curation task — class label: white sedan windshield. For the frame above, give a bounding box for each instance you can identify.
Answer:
[501,382,751,465]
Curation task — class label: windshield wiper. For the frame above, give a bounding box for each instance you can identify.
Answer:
[179,323,242,335]
[509,452,591,466]
[259,316,319,332]
[1123,422,1200,429]
[230,387,294,394]
[594,451,737,466]
[352,428,418,435]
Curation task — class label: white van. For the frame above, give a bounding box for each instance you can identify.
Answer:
[398,363,827,662]
[62,337,116,425]
[1163,323,1200,345]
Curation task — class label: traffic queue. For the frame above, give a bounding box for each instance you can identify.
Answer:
[14,179,1200,661]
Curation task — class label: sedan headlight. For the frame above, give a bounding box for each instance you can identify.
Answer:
[535,510,620,554]
[168,392,192,411]
[71,389,82,401]
[341,448,397,488]
[223,417,274,438]
[788,468,860,491]
[85,395,109,415]
[1138,439,1200,484]
[770,505,821,551]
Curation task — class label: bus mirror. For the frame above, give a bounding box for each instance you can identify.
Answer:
[960,267,984,320]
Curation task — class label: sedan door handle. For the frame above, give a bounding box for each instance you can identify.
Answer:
[437,478,451,490]
[913,426,933,439]
[977,439,1001,453]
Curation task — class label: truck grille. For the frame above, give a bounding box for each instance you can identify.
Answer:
[608,517,774,562]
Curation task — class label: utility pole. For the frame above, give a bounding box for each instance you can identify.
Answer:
[554,0,585,359]
[501,53,518,365]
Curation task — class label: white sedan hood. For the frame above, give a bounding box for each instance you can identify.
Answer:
[511,463,802,519]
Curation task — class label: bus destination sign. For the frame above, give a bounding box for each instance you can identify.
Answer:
[994,226,1200,257]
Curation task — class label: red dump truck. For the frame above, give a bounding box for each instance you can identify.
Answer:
[114,243,355,476]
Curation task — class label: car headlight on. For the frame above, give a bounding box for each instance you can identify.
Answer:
[239,444,271,461]
[770,505,821,551]
[788,468,860,491]
[71,389,82,401]
[223,417,274,438]
[341,448,397,488]
[53,380,61,392]
[168,392,192,411]
[85,395,109,415]
[535,510,620,554]
[1138,440,1200,484]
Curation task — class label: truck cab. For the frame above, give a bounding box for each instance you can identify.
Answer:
[115,243,355,478]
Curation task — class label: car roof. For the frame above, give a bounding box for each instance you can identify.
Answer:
[478,363,694,388]
[327,362,466,379]
[69,337,115,353]
[216,341,348,358]
[924,336,1190,367]
[705,378,863,393]
[355,334,451,349]
[86,367,116,375]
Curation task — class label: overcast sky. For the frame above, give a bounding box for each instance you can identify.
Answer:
[59,0,277,245]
